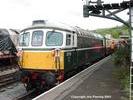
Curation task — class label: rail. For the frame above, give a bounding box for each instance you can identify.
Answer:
[0,55,15,59]
[15,89,35,100]
[0,68,19,88]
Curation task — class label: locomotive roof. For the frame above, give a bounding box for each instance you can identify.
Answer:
[21,20,76,33]
[21,20,104,39]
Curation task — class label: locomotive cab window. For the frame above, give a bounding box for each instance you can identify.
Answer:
[19,32,30,46]
[66,34,71,46]
[46,31,63,46]
[32,31,43,46]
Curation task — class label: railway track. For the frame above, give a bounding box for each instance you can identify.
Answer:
[0,68,19,88]
[15,89,36,100]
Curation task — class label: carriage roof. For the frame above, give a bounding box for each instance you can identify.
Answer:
[0,29,9,36]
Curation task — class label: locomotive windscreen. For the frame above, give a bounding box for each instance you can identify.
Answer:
[0,29,17,54]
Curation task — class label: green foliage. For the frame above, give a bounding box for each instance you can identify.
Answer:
[121,75,130,98]
[121,75,129,91]
[96,25,129,38]
[112,67,129,98]
[113,67,129,81]
[113,45,130,98]
[113,46,130,67]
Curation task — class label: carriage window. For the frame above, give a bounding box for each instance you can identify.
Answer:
[66,34,71,46]
[32,31,43,46]
[19,32,30,46]
[46,31,63,46]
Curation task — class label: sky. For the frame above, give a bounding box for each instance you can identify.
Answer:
[0,0,130,30]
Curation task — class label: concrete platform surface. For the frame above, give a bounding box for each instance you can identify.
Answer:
[60,58,123,100]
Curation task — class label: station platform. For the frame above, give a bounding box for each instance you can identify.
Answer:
[62,58,122,100]
[34,56,124,100]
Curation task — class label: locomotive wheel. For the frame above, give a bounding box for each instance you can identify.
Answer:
[41,72,56,86]
[26,82,33,91]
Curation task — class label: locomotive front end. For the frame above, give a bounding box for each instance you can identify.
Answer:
[18,21,66,90]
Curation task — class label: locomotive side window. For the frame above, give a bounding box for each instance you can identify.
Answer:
[77,36,82,48]
[100,40,103,46]
[66,34,71,46]
[72,35,74,46]
[19,32,30,46]
[32,31,43,46]
[46,31,63,46]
